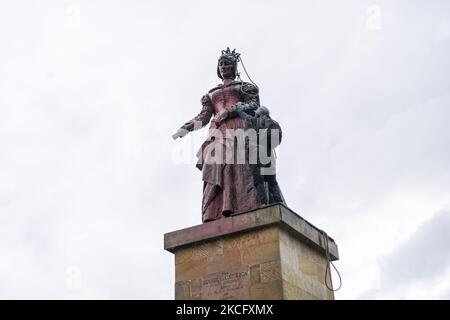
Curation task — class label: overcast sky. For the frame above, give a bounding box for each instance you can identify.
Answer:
[1,0,449,299]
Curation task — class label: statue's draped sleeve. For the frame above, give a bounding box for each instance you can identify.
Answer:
[238,82,260,116]
[180,94,214,131]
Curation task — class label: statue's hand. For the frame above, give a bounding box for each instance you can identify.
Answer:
[229,102,245,114]
[172,128,189,140]
[214,109,229,125]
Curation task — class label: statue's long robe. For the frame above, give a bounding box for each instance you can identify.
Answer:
[181,81,262,222]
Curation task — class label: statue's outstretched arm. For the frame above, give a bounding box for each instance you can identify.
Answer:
[172,94,214,140]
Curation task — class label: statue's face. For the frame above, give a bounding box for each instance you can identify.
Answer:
[219,58,235,79]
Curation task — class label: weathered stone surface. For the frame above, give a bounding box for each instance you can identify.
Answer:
[164,204,339,300]
[165,203,338,260]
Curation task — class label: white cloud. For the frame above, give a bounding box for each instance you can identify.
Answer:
[358,210,450,299]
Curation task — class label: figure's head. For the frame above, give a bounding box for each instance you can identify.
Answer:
[255,106,270,117]
[217,47,240,80]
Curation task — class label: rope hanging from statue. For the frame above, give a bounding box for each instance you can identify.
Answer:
[234,54,259,98]
[320,229,343,292]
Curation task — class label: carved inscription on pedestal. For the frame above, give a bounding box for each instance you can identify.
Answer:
[195,267,250,299]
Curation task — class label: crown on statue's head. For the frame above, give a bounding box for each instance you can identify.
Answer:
[219,47,241,63]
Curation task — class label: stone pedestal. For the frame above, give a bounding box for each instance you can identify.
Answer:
[164,203,339,300]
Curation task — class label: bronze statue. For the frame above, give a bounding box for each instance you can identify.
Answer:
[173,48,285,223]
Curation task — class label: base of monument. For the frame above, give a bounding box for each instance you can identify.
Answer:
[164,203,339,300]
